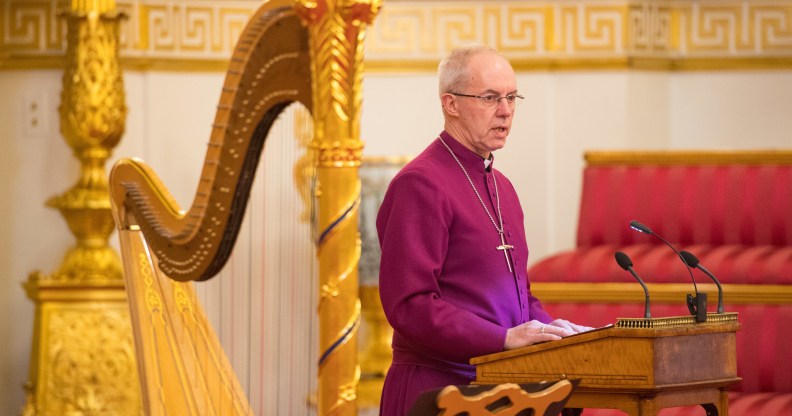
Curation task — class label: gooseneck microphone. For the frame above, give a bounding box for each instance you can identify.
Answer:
[680,250,724,314]
[629,220,707,322]
[615,251,651,319]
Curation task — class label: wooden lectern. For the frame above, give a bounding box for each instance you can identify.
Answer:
[471,314,741,416]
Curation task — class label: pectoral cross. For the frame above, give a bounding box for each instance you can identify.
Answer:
[496,231,514,273]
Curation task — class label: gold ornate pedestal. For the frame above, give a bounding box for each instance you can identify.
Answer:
[21,0,141,414]
[22,279,140,415]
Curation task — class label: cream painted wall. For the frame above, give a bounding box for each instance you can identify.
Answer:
[670,71,792,149]
[0,70,74,414]
[2,67,791,413]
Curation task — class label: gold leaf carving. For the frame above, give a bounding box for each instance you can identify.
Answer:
[44,309,140,414]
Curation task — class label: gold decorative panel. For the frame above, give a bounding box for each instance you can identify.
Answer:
[22,281,142,416]
[40,304,139,414]
[2,0,792,71]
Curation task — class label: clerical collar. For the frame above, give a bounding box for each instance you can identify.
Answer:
[439,131,494,173]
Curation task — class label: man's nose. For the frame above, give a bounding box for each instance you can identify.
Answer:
[495,98,513,115]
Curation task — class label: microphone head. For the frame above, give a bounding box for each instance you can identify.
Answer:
[614,251,633,270]
[680,250,700,268]
[629,220,653,235]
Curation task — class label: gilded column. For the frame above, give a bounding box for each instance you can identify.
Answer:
[21,0,141,414]
[294,0,382,414]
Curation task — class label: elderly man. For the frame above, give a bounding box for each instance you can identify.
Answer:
[376,45,592,415]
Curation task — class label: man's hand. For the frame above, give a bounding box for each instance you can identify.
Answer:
[504,319,596,350]
[547,319,595,334]
[503,320,573,350]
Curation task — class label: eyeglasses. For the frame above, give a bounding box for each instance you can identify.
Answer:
[449,92,524,108]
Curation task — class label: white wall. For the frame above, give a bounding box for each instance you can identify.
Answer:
[670,71,792,149]
[2,67,791,413]
[0,70,73,413]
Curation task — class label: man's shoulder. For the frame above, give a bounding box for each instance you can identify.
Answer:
[392,146,451,185]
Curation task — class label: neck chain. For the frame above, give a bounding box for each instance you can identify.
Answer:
[438,138,514,272]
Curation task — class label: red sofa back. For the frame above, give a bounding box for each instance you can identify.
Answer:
[577,160,792,248]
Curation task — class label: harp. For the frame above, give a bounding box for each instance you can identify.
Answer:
[109,1,310,413]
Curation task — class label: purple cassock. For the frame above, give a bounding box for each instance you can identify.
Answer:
[376,131,553,415]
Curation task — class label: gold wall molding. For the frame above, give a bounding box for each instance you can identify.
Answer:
[2,0,792,71]
[584,149,792,166]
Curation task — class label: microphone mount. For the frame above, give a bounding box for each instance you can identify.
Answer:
[615,251,651,319]
[681,250,724,314]
[629,220,706,322]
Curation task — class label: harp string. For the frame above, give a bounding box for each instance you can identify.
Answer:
[197,104,318,414]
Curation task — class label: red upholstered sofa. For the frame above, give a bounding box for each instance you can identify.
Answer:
[528,150,792,415]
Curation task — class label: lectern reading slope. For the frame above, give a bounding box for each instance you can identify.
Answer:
[471,314,740,416]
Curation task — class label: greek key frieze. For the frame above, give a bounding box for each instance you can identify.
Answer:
[2,0,791,69]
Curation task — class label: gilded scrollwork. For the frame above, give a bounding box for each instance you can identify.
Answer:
[46,7,127,284]
[59,12,127,152]
[44,309,140,415]
[297,0,382,161]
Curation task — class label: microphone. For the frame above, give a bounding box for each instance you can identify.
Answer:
[629,220,707,322]
[680,250,724,314]
[615,251,650,319]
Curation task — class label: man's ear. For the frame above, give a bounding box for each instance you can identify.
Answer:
[441,94,459,116]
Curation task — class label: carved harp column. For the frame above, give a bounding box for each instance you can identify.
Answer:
[294,1,382,414]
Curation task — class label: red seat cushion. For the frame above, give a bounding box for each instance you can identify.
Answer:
[728,392,792,415]
[529,244,792,285]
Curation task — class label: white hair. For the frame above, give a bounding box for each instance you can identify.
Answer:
[437,44,503,95]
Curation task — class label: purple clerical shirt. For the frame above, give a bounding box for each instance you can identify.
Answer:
[376,131,553,415]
